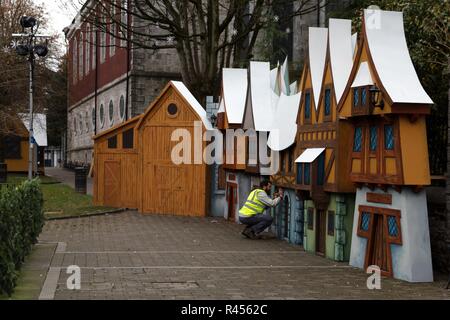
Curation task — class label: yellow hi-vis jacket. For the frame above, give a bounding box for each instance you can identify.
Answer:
[239,188,267,217]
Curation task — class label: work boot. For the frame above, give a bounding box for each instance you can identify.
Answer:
[241,227,253,239]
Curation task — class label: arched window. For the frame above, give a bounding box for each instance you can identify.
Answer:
[85,111,89,132]
[73,117,77,136]
[91,108,96,128]
[119,95,125,120]
[109,100,114,126]
[99,104,105,128]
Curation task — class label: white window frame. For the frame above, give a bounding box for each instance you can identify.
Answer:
[79,32,84,79]
[73,37,77,84]
[120,0,128,48]
[110,1,116,56]
[100,17,106,63]
[92,25,97,70]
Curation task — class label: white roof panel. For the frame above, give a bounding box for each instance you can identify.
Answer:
[290,81,298,95]
[351,62,374,87]
[19,113,47,147]
[295,148,325,163]
[309,27,328,109]
[364,9,433,104]
[352,33,358,56]
[222,68,248,124]
[171,81,213,130]
[250,61,275,131]
[267,92,302,151]
[280,57,290,95]
[329,19,354,105]
[270,66,279,94]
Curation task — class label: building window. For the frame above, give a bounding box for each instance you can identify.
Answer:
[307,208,314,230]
[120,0,128,47]
[317,152,325,186]
[85,111,89,133]
[361,87,367,106]
[280,152,285,173]
[107,135,117,149]
[4,135,21,159]
[296,163,303,184]
[99,104,105,128]
[79,114,83,134]
[384,125,394,150]
[91,108,96,129]
[304,92,311,119]
[353,88,359,107]
[119,95,125,120]
[353,127,362,152]
[304,163,310,185]
[73,37,77,84]
[122,128,134,149]
[324,88,331,116]
[79,32,83,79]
[288,148,293,173]
[167,103,178,116]
[370,126,377,151]
[100,17,106,63]
[110,0,116,57]
[73,117,77,135]
[109,100,114,126]
[92,26,97,70]
[327,211,335,236]
[85,25,90,75]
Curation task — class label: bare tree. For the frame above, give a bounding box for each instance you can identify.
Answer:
[73,0,325,102]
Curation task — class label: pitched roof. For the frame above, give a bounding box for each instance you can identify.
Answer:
[329,19,354,105]
[221,68,248,124]
[364,9,433,104]
[351,62,374,87]
[308,27,328,109]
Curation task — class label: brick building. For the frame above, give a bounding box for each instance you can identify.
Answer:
[65,1,181,166]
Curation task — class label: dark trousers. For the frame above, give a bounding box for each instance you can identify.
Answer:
[239,214,273,234]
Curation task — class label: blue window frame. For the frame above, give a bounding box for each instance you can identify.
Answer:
[324,89,331,116]
[353,88,359,107]
[296,163,303,184]
[360,212,370,231]
[305,92,311,119]
[353,127,362,152]
[370,126,378,151]
[384,125,394,150]
[317,153,325,186]
[387,216,399,237]
[304,163,310,185]
[361,87,367,106]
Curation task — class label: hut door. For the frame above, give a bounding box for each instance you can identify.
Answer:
[316,210,326,255]
[227,183,237,221]
[367,214,389,274]
[104,161,121,207]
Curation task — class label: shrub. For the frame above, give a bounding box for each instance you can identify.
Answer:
[0,179,44,296]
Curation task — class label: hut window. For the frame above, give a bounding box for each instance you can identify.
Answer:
[122,129,134,149]
[384,125,394,150]
[288,149,293,173]
[108,135,117,149]
[327,211,335,236]
[296,163,303,184]
[99,104,105,128]
[324,88,331,116]
[370,126,378,151]
[353,88,359,107]
[317,152,325,186]
[4,135,21,159]
[304,163,310,185]
[307,208,314,230]
[109,100,114,125]
[353,127,362,152]
[119,95,125,119]
[167,103,178,116]
[361,87,368,106]
[304,92,311,119]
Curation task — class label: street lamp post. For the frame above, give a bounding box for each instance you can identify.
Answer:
[12,17,50,180]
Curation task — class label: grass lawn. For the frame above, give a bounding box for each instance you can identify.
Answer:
[5,174,118,219]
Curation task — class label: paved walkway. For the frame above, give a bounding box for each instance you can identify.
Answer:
[36,211,449,300]
[45,167,93,196]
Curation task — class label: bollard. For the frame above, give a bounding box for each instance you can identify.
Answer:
[0,163,7,183]
[74,167,87,194]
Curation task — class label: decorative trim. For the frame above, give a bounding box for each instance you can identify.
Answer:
[366,192,392,205]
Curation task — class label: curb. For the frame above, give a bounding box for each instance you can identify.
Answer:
[45,208,128,221]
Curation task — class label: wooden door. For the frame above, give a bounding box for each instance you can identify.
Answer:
[367,214,389,274]
[227,183,237,221]
[316,210,326,255]
[104,161,121,207]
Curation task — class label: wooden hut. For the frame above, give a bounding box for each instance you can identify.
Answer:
[94,81,212,217]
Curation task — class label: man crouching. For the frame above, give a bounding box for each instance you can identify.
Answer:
[239,179,283,239]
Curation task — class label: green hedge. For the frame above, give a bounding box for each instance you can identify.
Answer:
[0,179,44,296]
